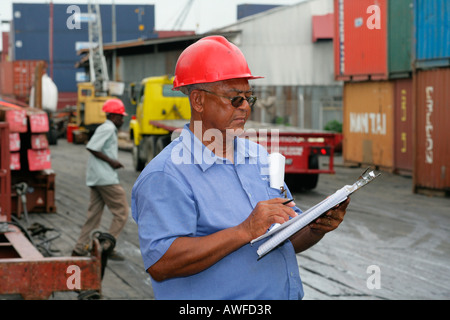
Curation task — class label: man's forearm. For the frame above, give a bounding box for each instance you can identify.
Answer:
[289,226,325,253]
[148,224,252,282]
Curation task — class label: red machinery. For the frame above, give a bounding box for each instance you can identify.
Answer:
[0,106,103,299]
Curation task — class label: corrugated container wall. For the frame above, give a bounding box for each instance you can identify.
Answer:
[334,0,413,80]
[394,78,413,174]
[11,3,157,94]
[0,60,44,103]
[334,0,388,80]
[343,81,394,169]
[414,0,450,69]
[414,68,450,195]
[388,0,413,77]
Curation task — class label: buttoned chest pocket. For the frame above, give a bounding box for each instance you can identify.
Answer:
[266,185,285,200]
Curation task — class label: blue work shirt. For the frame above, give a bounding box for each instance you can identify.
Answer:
[131,125,304,300]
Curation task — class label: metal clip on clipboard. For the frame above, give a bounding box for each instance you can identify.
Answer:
[345,167,381,195]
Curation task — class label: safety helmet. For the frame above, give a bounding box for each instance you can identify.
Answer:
[102,98,128,116]
[173,35,263,90]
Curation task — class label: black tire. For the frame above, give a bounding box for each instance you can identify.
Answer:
[155,135,171,155]
[47,127,58,145]
[132,144,145,171]
[144,136,157,165]
[285,155,319,191]
[302,155,319,190]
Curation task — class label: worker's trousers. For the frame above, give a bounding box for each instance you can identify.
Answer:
[74,184,128,255]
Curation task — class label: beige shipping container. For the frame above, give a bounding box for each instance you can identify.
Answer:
[343,81,394,169]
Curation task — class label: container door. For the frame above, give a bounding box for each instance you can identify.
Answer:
[394,78,413,174]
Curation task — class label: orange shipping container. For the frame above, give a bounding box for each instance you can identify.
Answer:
[343,81,394,169]
[414,68,450,195]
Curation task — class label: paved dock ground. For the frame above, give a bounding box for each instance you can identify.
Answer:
[16,138,450,300]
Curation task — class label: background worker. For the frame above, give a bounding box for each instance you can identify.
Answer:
[72,98,129,261]
[132,36,349,299]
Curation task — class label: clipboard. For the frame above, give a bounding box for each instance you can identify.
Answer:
[252,168,381,259]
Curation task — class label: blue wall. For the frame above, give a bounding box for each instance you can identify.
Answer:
[12,3,157,92]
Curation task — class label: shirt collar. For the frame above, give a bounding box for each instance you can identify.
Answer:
[105,119,118,132]
[179,124,258,172]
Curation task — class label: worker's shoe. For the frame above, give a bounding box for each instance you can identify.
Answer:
[71,249,87,257]
[108,250,125,261]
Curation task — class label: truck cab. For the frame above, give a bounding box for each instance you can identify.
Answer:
[129,75,190,171]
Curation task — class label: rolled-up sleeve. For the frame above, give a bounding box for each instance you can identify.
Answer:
[132,171,197,271]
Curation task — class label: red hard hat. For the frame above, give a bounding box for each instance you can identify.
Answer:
[172,35,263,90]
[102,98,128,116]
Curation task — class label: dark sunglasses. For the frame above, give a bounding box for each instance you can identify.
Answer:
[198,89,257,108]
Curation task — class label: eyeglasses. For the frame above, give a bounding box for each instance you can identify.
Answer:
[198,89,257,109]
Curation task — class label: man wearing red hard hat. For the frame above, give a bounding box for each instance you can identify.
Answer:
[73,98,129,261]
[132,36,349,299]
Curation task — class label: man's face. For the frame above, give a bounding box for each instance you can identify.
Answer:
[200,78,252,136]
[110,114,124,129]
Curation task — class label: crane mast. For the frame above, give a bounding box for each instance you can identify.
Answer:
[87,1,109,96]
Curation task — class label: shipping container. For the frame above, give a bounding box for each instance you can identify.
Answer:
[237,4,280,20]
[12,60,43,100]
[394,78,414,174]
[2,32,9,62]
[414,0,450,69]
[413,68,450,195]
[334,0,413,80]
[343,81,394,169]
[0,61,14,96]
[388,0,414,77]
[0,122,11,221]
[11,3,157,96]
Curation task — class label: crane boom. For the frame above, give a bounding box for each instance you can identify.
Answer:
[88,1,109,96]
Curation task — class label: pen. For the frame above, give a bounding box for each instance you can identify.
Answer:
[282,198,294,205]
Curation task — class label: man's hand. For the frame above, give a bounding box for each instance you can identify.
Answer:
[108,159,124,169]
[87,148,124,169]
[290,197,350,253]
[239,198,298,241]
[309,197,350,233]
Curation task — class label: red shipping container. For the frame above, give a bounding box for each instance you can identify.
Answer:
[28,112,49,133]
[31,133,49,150]
[334,0,388,81]
[414,68,450,195]
[10,152,21,171]
[9,133,21,151]
[0,61,14,96]
[27,149,52,171]
[13,60,43,99]
[0,107,28,133]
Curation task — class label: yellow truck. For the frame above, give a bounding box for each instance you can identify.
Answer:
[75,82,115,141]
[129,75,190,171]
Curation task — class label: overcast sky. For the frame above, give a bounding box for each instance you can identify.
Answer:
[0,0,303,34]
